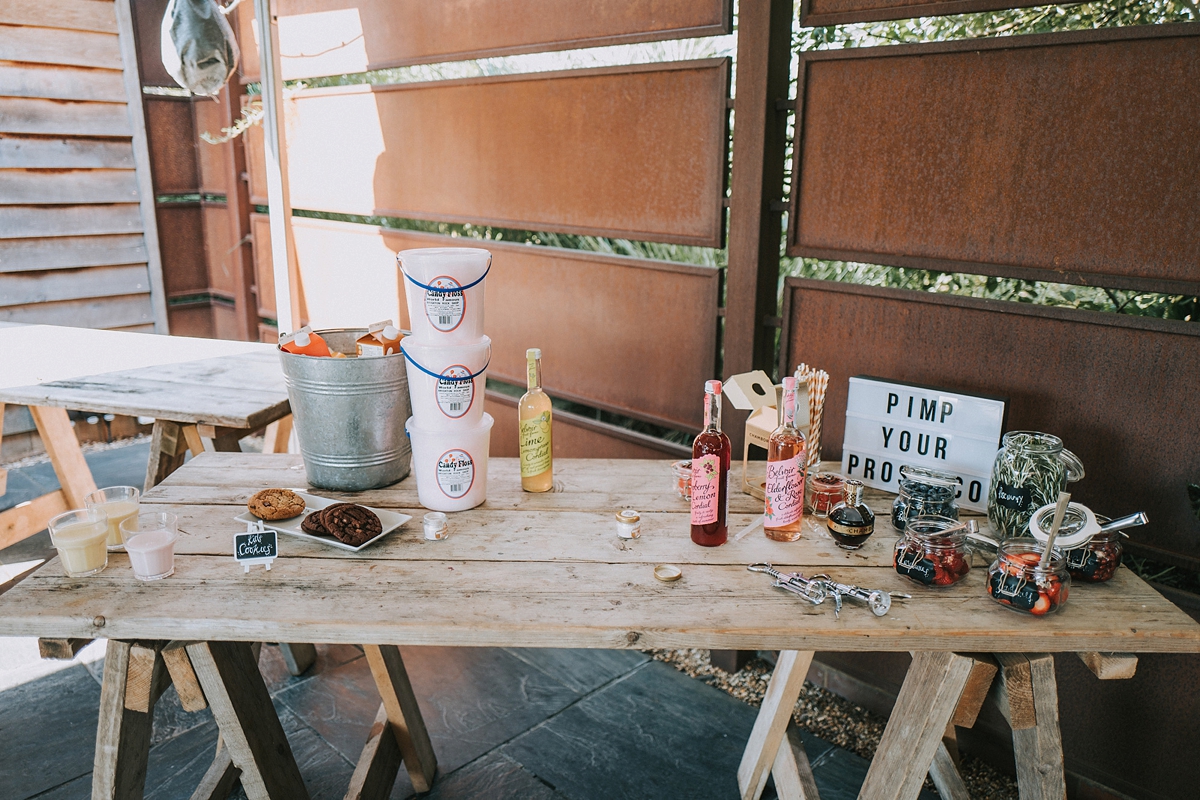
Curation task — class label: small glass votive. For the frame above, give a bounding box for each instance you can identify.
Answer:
[48,508,109,577]
[671,460,691,501]
[615,509,641,539]
[84,485,140,550]
[120,512,179,581]
[423,512,448,541]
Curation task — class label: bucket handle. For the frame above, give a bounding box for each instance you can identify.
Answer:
[400,342,491,382]
[398,255,491,293]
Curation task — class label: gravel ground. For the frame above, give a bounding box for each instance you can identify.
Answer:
[649,648,1019,800]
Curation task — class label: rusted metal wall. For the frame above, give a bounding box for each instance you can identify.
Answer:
[236,0,730,81]
[245,61,731,246]
[781,278,1200,563]
[789,25,1200,294]
[800,0,1042,26]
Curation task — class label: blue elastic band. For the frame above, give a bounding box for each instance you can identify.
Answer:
[400,261,491,293]
[400,343,490,382]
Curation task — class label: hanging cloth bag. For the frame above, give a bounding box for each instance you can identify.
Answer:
[161,0,240,97]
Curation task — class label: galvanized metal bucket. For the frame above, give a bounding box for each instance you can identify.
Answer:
[279,329,412,491]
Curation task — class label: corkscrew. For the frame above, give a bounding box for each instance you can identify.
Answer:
[810,574,910,617]
[747,563,829,608]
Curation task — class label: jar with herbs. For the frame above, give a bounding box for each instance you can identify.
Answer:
[891,465,959,532]
[987,539,1070,615]
[893,515,971,587]
[987,431,1084,539]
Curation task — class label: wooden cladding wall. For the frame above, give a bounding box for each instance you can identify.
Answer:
[780,278,1200,562]
[250,216,718,430]
[0,0,166,333]
[246,61,731,246]
[236,0,731,82]
[788,25,1200,294]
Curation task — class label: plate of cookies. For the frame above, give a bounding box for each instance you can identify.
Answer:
[237,489,411,551]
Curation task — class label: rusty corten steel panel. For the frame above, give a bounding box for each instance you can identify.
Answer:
[192,93,232,197]
[202,203,236,297]
[144,97,199,195]
[236,0,730,82]
[800,0,1041,26]
[129,0,175,87]
[248,61,731,246]
[485,393,690,460]
[789,25,1200,295]
[155,203,207,296]
[780,277,1200,561]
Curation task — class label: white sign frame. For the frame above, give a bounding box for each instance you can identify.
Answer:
[235,521,278,572]
[840,376,1007,512]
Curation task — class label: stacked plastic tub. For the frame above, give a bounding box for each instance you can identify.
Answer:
[399,248,494,511]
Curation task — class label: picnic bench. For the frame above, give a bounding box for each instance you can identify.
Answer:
[1,454,1197,799]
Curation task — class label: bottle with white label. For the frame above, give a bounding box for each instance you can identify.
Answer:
[764,376,807,541]
[519,348,553,492]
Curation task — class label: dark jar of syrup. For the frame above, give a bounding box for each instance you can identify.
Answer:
[826,480,875,549]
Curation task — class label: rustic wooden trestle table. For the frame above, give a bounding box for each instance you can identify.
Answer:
[1,454,1197,800]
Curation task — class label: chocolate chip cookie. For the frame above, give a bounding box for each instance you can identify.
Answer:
[300,510,330,536]
[319,502,382,547]
[248,488,305,520]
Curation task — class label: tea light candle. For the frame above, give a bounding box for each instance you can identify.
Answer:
[615,509,641,539]
[48,508,109,577]
[423,512,448,541]
[125,530,177,581]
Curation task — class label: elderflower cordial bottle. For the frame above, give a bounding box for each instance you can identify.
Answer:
[764,376,807,541]
[690,380,730,547]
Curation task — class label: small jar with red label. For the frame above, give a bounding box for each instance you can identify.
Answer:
[1063,527,1122,583]
[806,471,845,518]
[893,515,971,587]
[987,539,1070,615]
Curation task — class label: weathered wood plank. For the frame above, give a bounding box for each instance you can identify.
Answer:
[31,405,97,508]
[345,704,402,800]
[1012,654,1067,799]
[858,652,977,800]
[0,204,144,239]
[0,234,147,272]
[0,137,134,169]
[1077,651,1138,680]
[738,650,814,800]
[0,63,126,102]
[0,293,154,329]
[950,653,998,728]
[145,421,189,491]
[993,652,1038,730]
[276,642,317,676]
[0,489,68,549]
[0,264,150,306]
[0,169,139,205]
[0,0,120,34]
[928,741,971,800]
[186,641,310,800]
[0,97,132,137]
[0,24,122,69]
[190,738,240,800]
[161,640,208,712]
[364,644,437,792]
[123,641,167,714]
[38,636,91,660]
[93,639,154,800]
[770,722,820,800]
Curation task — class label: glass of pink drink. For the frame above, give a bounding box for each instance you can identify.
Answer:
[120,512,179,581]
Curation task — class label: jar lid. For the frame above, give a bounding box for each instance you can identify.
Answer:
[1028,502,1099,548]
[615,509,640,523]
[898,464,958,488]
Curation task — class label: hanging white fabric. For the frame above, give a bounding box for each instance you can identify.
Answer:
[161,0,241,96]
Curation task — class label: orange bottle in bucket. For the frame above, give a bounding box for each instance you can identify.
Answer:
[280,326,332,357]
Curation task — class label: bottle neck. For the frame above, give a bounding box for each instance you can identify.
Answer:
[704,390,721,432]
[527,356,542,391]
[780,384,798,429]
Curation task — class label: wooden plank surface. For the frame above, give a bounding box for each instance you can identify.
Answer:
[0,234,147,272]
[0,264,149,306]
[0,137,135,170]
[0,63,126,103]
[0,205,144,239]
[236,0,730,82]
[0,97,133,137]
[0,169,138,205]
[250,61,730,246]
[0,0,120,34]
[1077,651,1138,680]
[0,24,122,70]
[0,293,153,328]
[0,454,1196,652]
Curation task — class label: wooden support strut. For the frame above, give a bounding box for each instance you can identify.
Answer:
[737,649,815,800]
[93,640,155,800]
[161,640,208,712]
[1010,654,1067,800]
[363,644,438,794]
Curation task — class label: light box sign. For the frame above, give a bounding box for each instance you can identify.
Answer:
[840,376,1007,512]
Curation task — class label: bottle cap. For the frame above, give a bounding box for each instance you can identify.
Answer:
[527,348,542,359]
[367,319,393,333]
[705,380,722,394]
[382,325,401,340]
[782,376,797,391]
[293,330,312,347]
[844,479,864,504]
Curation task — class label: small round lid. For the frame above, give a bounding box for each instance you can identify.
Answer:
[705,379,722,395]
[1028,502,1099,548]
[654,564,682,582]
[382,325,401,339]
[615,509,640,523]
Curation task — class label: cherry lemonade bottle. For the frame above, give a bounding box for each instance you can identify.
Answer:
[690,380,731,546]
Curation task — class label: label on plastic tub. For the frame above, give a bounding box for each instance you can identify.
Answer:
[436,449,475,498]
[424,276,465,332]
[437,366,474,418]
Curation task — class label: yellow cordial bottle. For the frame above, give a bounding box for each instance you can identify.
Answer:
[519,348,553,492]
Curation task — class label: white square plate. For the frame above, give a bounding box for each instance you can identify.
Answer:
[234,491,411,552]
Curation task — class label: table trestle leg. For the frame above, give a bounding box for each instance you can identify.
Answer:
[856,651,978,800]
[276,642,317,676]
[93,640,155,800]
[145,421,190,491]
[770,720,822,800]
[1002,653,1067,800]
[737,649,816,800]
[189,736,241,800]
[363,644,438,793]
[345,704,403,800]
[186,641,310,800]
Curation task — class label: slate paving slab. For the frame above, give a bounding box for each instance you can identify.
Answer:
[421,751,568,800]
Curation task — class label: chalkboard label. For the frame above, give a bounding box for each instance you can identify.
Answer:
[895,555,937,585]
[235,528,278,571]
[994,481,1031,511]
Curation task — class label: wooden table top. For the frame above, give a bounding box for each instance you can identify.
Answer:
[0,326,287,428]
[2,454,1197,653]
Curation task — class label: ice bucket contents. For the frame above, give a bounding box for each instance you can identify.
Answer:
[121,512,179,581]
[49,508,109,577]
[84,485,139,550]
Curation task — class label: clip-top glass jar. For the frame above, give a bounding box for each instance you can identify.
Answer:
[987,432,1084,539]
[891,465,959,532]
[1063,526,1122,583]
[806,471,845,518]
[987,539,1070,615]
[893,515,971,587]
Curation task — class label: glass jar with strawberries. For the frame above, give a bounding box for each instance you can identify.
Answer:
[987,539,1070,615]
[1063,527,1123,583]
[893,515,972,587]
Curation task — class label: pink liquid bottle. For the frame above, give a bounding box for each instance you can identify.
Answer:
[690,380,730,547]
